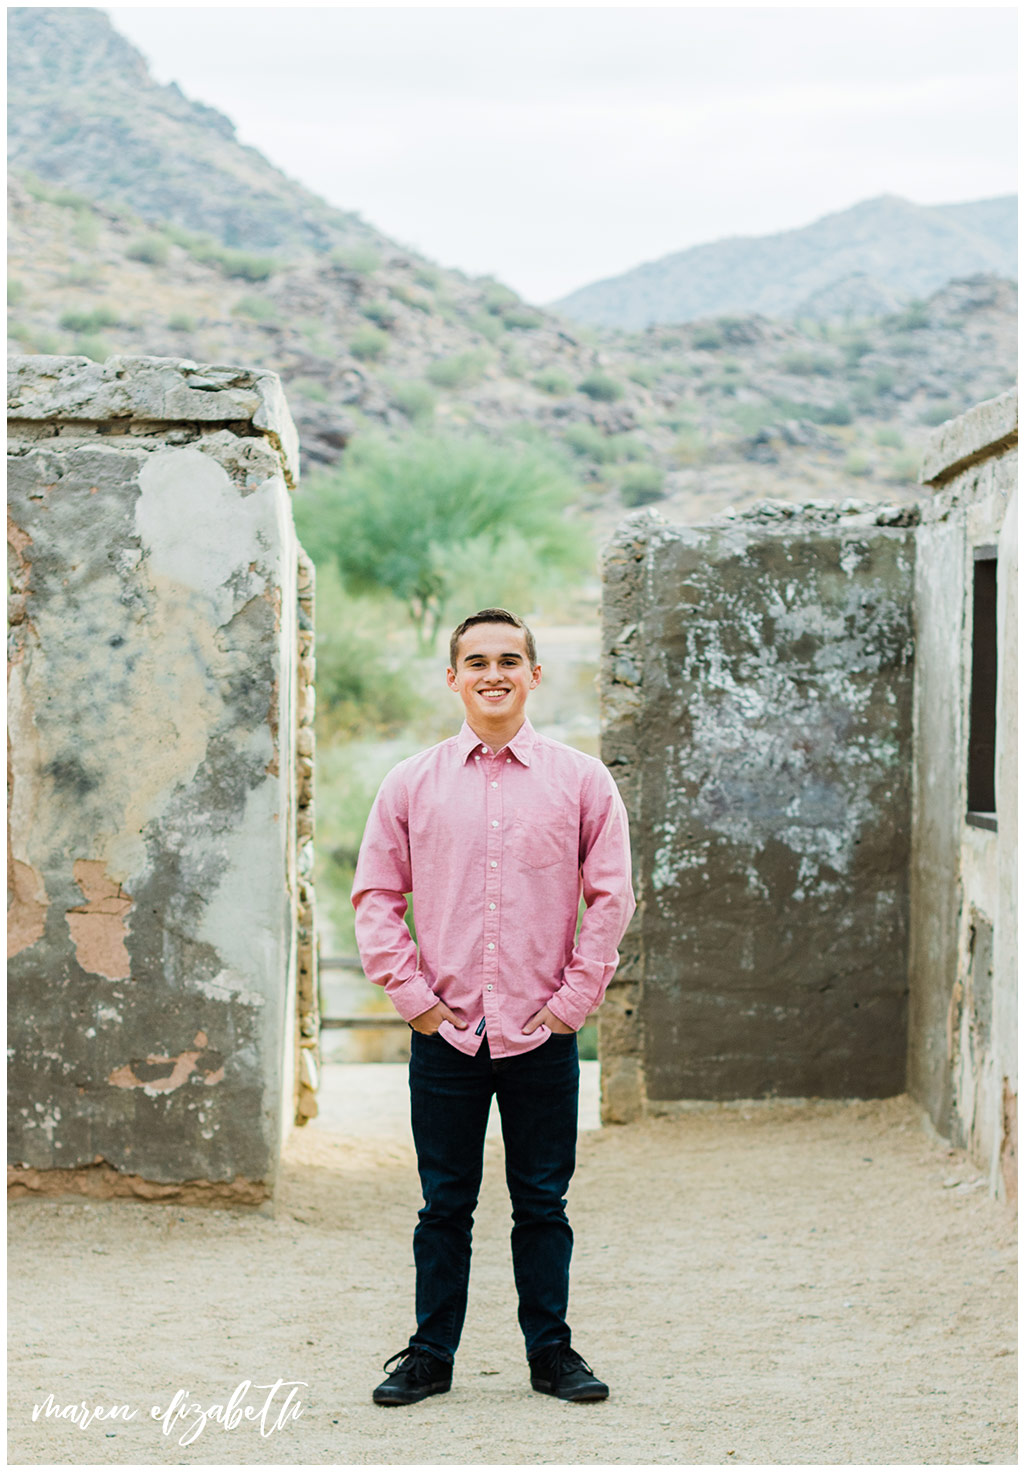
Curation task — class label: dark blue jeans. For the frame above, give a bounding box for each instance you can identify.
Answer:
[407,1029,580,1364]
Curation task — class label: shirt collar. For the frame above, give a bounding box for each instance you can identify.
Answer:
[456,717,536,767]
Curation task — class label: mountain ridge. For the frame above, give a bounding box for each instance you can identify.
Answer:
[551,193,1018,327]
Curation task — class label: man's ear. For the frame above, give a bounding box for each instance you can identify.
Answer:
[446,666,458,691]
[530,664,542,689]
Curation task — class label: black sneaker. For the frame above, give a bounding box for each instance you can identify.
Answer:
[529,1343,609,1401]
[372,1345,453,1406]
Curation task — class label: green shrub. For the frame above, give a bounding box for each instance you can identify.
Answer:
[332,243,380,274]
[7,278,25,305]
[413,265,442,290]
[673,427,709,466]
[298,318,333,355]
[127,235,170,266]
[780,350,837,376]
[350,326,389,362]
[691,327,722,350]
[59,305,120,332]
[74,334,112,362]
[502,307,542,330]
[577,372,622,403]
[28,329,62,355]
[842,336,873,365]
[233,295,278,322]
[73,211,99,249]
[889,451,921,484]
[218,249,277,281]
[363,300,397,329]
[289,376,330,404]
[919,401,958,428]
[874,426,903,449]
[502,346,530,379]
[425,350,491,389]
[389,379,436,422]
[480,280,519,315]
[872,367,895,394]
[893,300,929,331]
[469,311,503,343]
[627,363,659,388]
[64,263,102,287]
[533,368,572,396]
[390,282,431,311]
[844,451,871,477]
[815,401,854,426]
[563,423,618,463]
[7,319,32,343]
[620,464,665,506]
[168,312,196,332]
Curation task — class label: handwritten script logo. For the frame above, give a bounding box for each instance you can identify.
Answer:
[32,1378,307,1447]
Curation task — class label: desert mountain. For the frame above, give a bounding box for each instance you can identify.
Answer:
[7,7,1017,530]
[552,194,1017,329]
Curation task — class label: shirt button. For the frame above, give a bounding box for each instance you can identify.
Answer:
[482,747,490,754]
[491,820,499,828]
[491,781,498,788]
[489,861,497,868]
[487,942,495,951]
[475,755,481,761]
[487,984,494,991]
[488,902,496,911]
[506,758,511,764]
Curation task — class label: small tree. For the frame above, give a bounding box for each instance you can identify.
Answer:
[294,432,588,650]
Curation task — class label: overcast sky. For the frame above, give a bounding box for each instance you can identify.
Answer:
[106,6,1018,304]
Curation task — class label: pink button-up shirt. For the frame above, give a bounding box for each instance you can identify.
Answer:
[352,717,636,1058]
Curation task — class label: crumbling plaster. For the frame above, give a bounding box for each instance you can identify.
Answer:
[7,356,314,1204]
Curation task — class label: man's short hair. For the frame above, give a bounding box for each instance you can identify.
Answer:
[449,608,537,669]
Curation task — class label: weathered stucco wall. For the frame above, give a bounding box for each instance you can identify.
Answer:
[600,500,916,1118]
[909,389,1017,1202]
[7,355,318,1205]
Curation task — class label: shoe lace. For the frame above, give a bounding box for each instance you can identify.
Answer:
[382,1346,444,1382]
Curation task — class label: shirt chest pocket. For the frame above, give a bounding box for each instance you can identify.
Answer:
[508,798,575,871]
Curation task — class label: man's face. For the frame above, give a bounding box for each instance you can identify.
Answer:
[446,622,541,726]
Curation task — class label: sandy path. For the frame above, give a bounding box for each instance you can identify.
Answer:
[7,1072,1016,1466]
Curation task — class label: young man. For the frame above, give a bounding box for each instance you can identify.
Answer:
[352,608,635,1406]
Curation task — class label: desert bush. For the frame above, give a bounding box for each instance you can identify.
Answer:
[844,451,871,477]
[168,312,196,332]
[691,326,722,350]
[389,379,436,422]
[469,312,503,343]
[889,451,922,483]
[480,280,519,315]
[127,235,170,266]
[780,349,838,376]
[289,376,330,404]
[563,424,618,463]
[331,243,380,274]
[874,426,904,448]
[232,295,278,322]
[578,372,623,403]
[628,363,659,388]
[425,350,491,389]
[8,278,25,305]
[74,334,113,362]
[815,401,854,426]
[502,307,542,330]
[295,431,587,649]
[59,305,120,332]
[919,401,958,427]
[620,464,665,506]
[673,427,709,465]
[363,300,397,329]
[350,326,389,362]
[414,265,442,290]
[533,368,572,396]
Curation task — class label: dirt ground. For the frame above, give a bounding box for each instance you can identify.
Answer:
[7,1069,1017,1467]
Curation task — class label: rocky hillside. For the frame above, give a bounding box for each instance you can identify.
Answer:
[552,194,1017,329]
[7,8,1018,534]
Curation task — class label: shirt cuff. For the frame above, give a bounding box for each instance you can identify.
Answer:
[546,956,613,1033]
[387,973,439,1023]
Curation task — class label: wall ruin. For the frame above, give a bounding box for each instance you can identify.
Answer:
[600,499,916,1118]
[7,354,319,1206]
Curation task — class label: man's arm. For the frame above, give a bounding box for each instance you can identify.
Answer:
[351,771,447,1024]
[527,762,637,1034]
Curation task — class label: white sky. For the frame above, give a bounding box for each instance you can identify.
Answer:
[105,5,1018,304]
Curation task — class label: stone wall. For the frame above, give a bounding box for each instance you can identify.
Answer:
[7,355,319,1205]
[600,499,916,1119]
[909,390,1017,1201]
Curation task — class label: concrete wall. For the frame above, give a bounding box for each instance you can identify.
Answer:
[7,355,318,1206]
[600,499,916,1119]
[909,390,1017,1202]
